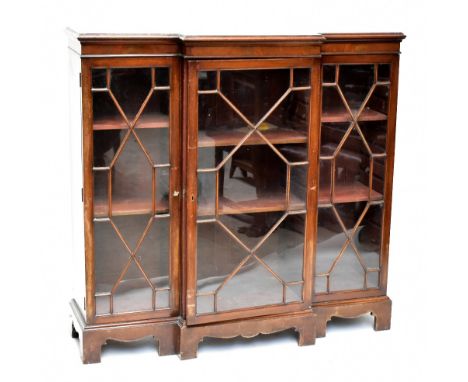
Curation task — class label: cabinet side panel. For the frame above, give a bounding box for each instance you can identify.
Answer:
[69,49,86,311]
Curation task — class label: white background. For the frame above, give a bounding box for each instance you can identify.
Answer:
[0,0,466,380]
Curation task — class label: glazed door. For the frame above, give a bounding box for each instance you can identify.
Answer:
[186,59,320,325]
[82,58,181,323]
[314,56,399,302]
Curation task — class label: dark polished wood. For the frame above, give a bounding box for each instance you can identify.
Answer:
[70,299,179,363]
[179,310,316,360]
[69,32,404,362]
[314,296,392,338]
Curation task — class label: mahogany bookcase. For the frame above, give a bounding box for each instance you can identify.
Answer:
[67,31,405,362]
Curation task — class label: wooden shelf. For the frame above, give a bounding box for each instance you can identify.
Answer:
[94,198,169,218]
[318,183,383,205]
[321,108,387,123]
[198,128,307,148]
[92,184,382,218]
[198,194,306,216]
[93,112,169,131]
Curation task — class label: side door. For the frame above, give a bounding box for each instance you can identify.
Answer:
[314,56,399,302]
[81,57,181,324]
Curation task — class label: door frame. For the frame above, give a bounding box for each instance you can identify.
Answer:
[81,56,182,324]
[184,58,321,326]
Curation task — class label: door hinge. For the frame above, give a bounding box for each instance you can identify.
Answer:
[79,73,82,88]
[81,187,84,202]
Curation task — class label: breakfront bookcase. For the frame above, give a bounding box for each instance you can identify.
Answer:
[67,31,405,363]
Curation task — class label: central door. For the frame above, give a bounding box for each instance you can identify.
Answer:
[186,59,320,325]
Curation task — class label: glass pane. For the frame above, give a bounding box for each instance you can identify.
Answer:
[338,64,374,113]
[93,129,124,167]
[220,69,290,124]
[286,283,302,303]
[195,66,311,315]
[264,91,309,145]
[314,276,327,294]
[290,165,308,210]
[372,156,386,197]
[136,128,169,165]
[315,200,384,293]
[134,90,170,129]
[367,271,380,288]
[359,84,389,121]
[138,217,170,291]
[218,212,282,248]
[378,64,390,82]
[156,290,170,309]
[198,94,250,154]
[197,171,216,217]
[94,216,170,314]
[318,159,332,205]
[197,294,214,314]
[92,68,107,89]
[217,257,283,311]
[256,214,305,284]
[316,62,390,295]
[320,122,349,157]
[334,127,371,199]
[196,221,247,295]
[96,295,110,315]
[94,221,130,296]
[113,260,153,313]
[323,65,336,84]
[93,170,108,218]
[155,67,170,87]
[198,71,217,90]
[92,91,127,130]
[293,68,310,87]
[330,246,365,291]
[359,121,387,154]
[92,65,173,316]
[112,214,152,251]
[156,166,170,215]
[322,87,351,122]
[112,134,153,216]
[219,143,287,212]
[110,68,152,122]
[355,203,383,272]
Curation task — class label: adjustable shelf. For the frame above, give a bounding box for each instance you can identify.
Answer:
[321,108,387,123]
[92,184,382,219]
[93,198,169,218]
[198,128,307,148]
[197,194,306,217]
[318,183,383,205]
[93,112,169,131]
